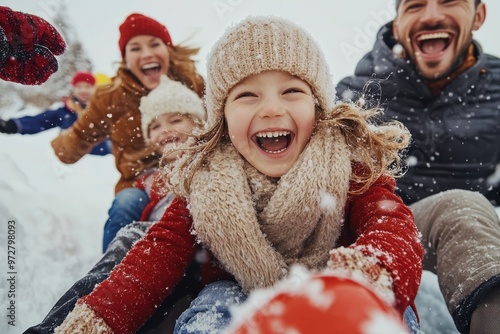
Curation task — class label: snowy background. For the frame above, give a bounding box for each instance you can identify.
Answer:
[1,1,500,333]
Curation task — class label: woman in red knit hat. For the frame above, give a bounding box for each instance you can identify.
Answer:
[50,13,205,252]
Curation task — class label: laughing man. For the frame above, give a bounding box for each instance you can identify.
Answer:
[337,1,500,333]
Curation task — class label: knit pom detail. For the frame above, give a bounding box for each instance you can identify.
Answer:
[55,302,113,334]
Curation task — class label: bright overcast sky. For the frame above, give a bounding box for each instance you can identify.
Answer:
[3,0,500,83]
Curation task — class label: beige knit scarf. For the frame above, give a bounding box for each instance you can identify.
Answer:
[169,123,351,292]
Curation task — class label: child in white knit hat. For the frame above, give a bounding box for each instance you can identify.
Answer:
[139,75,206,160]
[54,16,422,334]
[101,74,206,252]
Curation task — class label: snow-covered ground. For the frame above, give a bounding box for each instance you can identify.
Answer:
[0,105,462,334]
[0,105,118,334]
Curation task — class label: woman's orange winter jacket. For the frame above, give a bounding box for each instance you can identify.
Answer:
[51,67,157,194]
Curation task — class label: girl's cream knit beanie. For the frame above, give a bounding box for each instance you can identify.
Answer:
[205,15,336,126]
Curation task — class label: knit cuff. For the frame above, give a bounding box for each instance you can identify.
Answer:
[55,302,113,334]
[326,247,395,306]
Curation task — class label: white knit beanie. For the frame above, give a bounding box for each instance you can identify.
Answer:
[206,15,336,127]
[139,75,206,142]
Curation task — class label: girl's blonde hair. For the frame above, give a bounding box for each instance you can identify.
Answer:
[161,98,410,196]
[322,101,410,194]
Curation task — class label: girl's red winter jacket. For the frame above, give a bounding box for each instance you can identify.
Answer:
[80,175,422,334]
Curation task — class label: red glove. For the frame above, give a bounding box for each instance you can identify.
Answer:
[0,6,66,85]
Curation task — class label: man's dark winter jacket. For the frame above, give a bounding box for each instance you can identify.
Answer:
[337,22,500,206]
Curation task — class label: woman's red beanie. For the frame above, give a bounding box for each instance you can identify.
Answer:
[118,13,173,58]
[71,71,96,86]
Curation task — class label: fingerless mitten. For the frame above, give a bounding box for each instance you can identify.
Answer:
[327,247,396,306]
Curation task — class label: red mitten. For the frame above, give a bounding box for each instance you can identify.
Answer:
[0,6,66,85]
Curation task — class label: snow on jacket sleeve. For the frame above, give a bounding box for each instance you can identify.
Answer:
[331,175,424,315]
[79,197,197,334]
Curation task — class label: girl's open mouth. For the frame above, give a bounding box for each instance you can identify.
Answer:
[255,131,293,154]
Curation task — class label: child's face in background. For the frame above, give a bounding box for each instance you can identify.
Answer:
[148,113,199,163]
[125,35,171,90]
[224,71,315,177]
[72,82,95,104]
